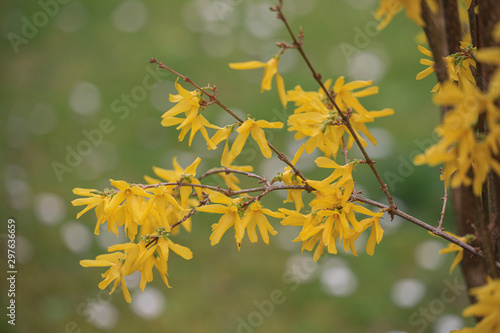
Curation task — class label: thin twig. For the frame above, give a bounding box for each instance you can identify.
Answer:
[271,1,397,217]
[141,181,308,197]
[198,167,266,183]
[437,168,449,229]
[170,197,210,229]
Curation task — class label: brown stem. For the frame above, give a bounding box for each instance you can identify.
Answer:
[442,0,462,54]
[472,191,499,277]
[421,0,449,84]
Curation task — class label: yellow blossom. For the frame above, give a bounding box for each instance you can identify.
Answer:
[80,244,141,303]
[229,56,287,107]
[151,157,203,207]
[228,118,283,162]
[140,186,181,231]
[104,180,152,240]
[209,125,234,166]
[241,201,283,245]
[196,192,245,249]
[287,78,393,158]
[161,79,217,149]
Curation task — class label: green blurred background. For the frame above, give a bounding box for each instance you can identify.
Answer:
[1,0,472,332]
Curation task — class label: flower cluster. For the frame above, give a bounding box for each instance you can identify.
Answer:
[286,77,393,158]
[281,157,385,261]
[73,50,393,301]
[414,36,500,195]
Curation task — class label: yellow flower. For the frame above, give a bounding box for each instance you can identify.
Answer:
[241,201,283,245]
[286,77,393,158]
[196,192,245,249]
[455,278,500,333]
[228,118,283,162]
[438,232,467,274]
[280,209,327,261]
[375,0,437,29]
[209,125,234,167]
[103,180,152,240]
[161,79,217,149]
[80,244,141,303]
[414,78,500,195]
[127,237,192,290]
[140,186,181,231]
[229,56,287,107]
[151,157,203,207]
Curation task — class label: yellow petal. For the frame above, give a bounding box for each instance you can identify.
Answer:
[229,61,266,70]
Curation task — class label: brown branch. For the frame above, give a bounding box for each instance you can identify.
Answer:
[421,0,449,84]
[271,1,397,217]
[350,193,500,268]
[442,0,462,54]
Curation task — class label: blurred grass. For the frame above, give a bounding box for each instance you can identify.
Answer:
[1,1,470,332]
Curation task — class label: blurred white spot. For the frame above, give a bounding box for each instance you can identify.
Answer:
[87,302,118,330]
[87,141,119,173]
[320,258,357,296]
[35,193,66,226]
[344,0,376,10]
[433,315,464,333]
[150,80,175,112]
[124,271,141,289]
[55,1,88,33]
[111,0,149,33]
[69,81,102,116]
[364,127,396,160]
[275,226,302,252]
[285,254,318,283]
[245,3,281,39]
[29,103,58,135]
[200,32,234,58]
[415,240,445,270]
[347,51,387,81]
[391,279,426,308]
[97,224,128,250]
[130,287,166,319]
[283,0,317,16]
[6,179,31,210]
[60,221,92,254]
[16,236,34,264]
[184,0,239,33]
[259,158,285,182]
